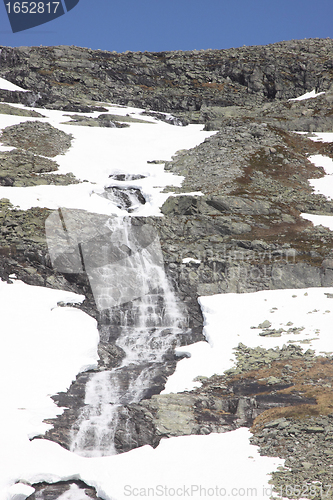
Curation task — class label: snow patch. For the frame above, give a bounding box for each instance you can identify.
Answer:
[182,258,201,264]
[164,287,333,394]
[289,89,325,101]
[0,77,29,93]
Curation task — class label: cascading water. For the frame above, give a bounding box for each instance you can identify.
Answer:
[69,216,187,457]
[100,186,146,213]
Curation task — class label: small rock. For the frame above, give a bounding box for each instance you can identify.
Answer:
[258,320,272,329]
[303,426,325,433]
[302,462,313,470]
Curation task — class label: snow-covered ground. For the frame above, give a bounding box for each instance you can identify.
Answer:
[0,104,211,215]
[165,286,333,393]
[301,139,333,229]
[2,277,286,500]
[1,81,333,499]
[289,89,325,101]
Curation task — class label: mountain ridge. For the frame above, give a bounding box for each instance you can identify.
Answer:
[1,38,333,119]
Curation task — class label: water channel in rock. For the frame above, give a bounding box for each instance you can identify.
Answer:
[68,215,187,457]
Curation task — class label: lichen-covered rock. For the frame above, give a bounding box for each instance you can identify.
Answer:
[0,149,78,186]
[0,120,73,157]
[0,102,44,117]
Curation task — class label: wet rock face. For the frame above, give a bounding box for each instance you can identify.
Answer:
[27,481,102,500]
[101,186,146,212]
[126,346,333,492]
[117,345,327,452]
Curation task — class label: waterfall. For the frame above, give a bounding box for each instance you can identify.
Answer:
[100,186,146,213]
[69,216,187,457]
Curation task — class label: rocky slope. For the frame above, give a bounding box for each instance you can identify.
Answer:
[1,38,333,499]
[1,38,333,119]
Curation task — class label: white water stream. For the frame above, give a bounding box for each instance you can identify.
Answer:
[70,217,187,457]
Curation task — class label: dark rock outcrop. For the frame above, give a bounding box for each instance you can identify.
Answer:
[27,480,103,500]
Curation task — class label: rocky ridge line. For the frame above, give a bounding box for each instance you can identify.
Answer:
[1,38,333,121]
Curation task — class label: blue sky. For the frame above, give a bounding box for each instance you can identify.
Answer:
[0,0,333,53]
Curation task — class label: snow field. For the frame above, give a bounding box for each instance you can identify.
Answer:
[0,103,214,216]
